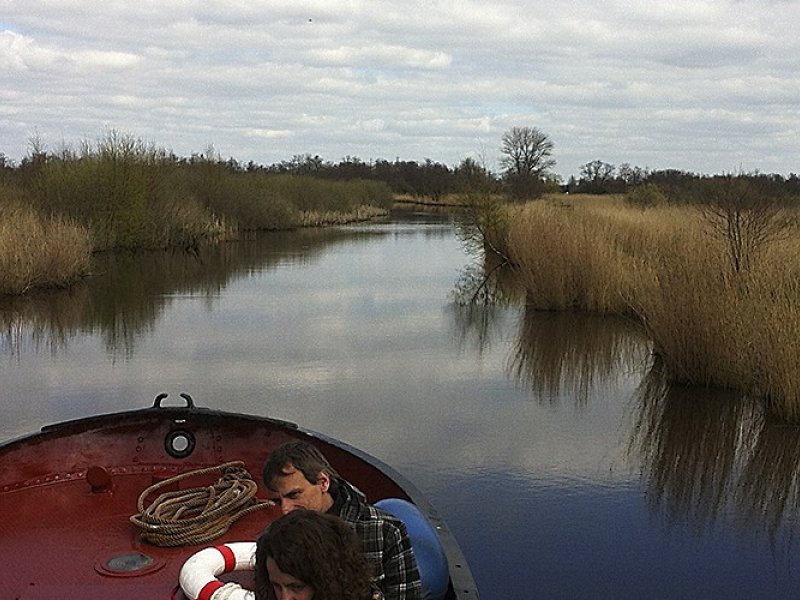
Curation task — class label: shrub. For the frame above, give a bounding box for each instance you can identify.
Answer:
[695,175,792,274]
[625,183,667,208]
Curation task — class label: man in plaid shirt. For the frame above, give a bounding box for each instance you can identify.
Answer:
[263,441,423,600]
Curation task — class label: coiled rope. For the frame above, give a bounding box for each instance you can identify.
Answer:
[130,461,273,547]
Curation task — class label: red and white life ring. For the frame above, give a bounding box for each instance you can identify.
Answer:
[179,541,256,600]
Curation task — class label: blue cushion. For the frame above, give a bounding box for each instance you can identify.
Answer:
[375,498,449,600]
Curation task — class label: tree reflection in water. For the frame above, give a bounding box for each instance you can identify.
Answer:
[455,250,800,554]
[451,250,650,404]
[449,264,510,358]
[0,228,374,360]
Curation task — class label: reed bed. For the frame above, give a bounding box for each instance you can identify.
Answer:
[0,200,92,295]
[504,195,652,313]
[502,193,800,419]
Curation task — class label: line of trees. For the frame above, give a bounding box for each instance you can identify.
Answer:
[3,128,800,204]
[568,160,800,199]
[0,127,556,201]
[0,147,497,202]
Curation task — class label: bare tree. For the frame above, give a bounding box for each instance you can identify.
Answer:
[500,126,555,199]
[580,159,616,193]
[698,175,792,273]
[618,163,648,187]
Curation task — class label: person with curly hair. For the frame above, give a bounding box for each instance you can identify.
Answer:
[255,509,383,600]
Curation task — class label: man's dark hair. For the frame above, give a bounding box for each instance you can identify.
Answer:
[262,440,339,490]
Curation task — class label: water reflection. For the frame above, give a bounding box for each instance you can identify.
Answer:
[455,249,800,560]
[451,252,650,404]
[629,361,754,530]
[737,410,800,547]
[630,358,800,549]
[449,265,508,358]
[0,285,90,357]
[511,309,648,405]
[450,252,522,359]
[0,228,389,359]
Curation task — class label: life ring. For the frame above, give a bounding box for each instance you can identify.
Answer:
[179,541,256,600]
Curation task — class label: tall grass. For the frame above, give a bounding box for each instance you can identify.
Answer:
[504,195,652,313]
[0,186,92,294]
[500,193,800,419]
[191,168,392,231]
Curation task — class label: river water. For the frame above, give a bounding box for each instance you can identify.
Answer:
[2,210,800,599]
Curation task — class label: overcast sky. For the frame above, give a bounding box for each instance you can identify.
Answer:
[2,0,799,180]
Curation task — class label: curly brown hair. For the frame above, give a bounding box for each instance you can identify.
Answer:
[254,510,374,600]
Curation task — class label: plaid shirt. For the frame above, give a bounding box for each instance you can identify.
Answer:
[330,478,422,600]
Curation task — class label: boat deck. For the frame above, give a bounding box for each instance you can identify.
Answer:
[0,404,476,599]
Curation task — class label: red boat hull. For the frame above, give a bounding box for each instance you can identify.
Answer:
[0,398,477,599]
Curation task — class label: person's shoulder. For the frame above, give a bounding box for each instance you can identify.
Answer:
[350,500,398,528]
[336,480,406,530]
[368,503,404,528]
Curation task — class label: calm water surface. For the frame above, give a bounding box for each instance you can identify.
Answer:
[2,211,800,599]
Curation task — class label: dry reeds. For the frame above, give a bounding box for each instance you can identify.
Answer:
[298,205,389,227]
[504,195,650,313]
[0,201,91,295]
[502,193,800,419]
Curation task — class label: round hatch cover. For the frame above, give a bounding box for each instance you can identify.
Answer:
[95,551,165,577]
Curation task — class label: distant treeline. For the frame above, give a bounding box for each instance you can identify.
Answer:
[0,146,495,203]
[219,154,800,202]
[566,160,800,199]
[4,139,800,205]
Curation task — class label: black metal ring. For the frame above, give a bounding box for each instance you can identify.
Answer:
[164,429,196,459]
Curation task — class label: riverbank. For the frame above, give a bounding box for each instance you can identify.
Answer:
[497,193,800,419]
[0,136,394,295]
[0,189,390,296]
[393,193,472,209]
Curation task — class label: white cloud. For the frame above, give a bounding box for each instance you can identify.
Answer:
[1,30,61,71]
[305,44,452,70]
[245,128,293,139]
